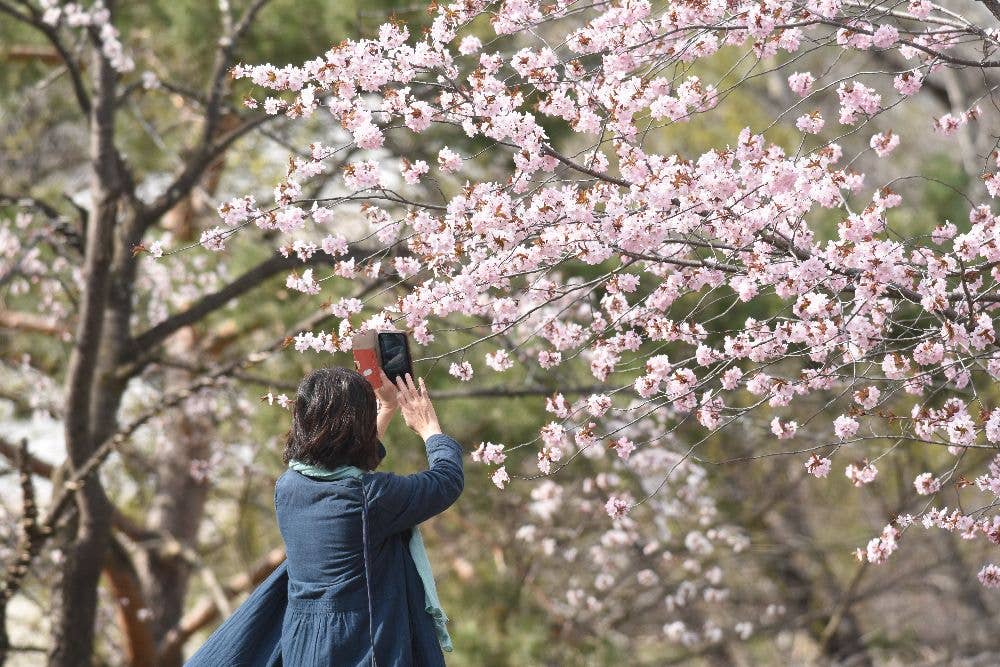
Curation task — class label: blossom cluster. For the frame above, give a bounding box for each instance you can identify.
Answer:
[225,0,1000,594]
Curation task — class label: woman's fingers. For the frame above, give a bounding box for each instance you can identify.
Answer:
[393,375,409,401]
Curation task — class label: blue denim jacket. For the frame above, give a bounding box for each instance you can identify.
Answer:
[184,433,465,666]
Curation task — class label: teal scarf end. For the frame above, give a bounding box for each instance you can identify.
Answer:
[287,459,453,652]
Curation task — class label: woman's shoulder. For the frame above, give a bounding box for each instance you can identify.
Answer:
[276,468,363,503]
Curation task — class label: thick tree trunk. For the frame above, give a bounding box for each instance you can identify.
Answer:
[48,30,138,664]
[46,483,114,667]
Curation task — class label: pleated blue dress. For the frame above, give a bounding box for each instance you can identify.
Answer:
[185,433,465,667]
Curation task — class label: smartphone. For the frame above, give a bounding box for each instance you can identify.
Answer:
[376,332,414,385]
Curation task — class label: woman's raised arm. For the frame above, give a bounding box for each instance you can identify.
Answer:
[365,373,464,538]
[365,432,464,539]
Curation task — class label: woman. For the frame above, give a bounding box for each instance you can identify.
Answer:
[183,365,464,667]
[276,366,464,666]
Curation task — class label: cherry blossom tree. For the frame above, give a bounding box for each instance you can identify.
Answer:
[7,0,1000,662]
[217,0,1000,618]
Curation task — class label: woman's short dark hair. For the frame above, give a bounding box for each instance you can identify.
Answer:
[283,366,381,470]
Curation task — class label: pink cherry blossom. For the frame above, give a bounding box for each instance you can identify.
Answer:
[872,25,899,48]
[978,564,1000,588]
[491,466,510,490]
[804,454,832,478]
[604,493,632,519]
[796,112,824,134]
[342,160,383,190]
[472,441,507,465]
[401,159,430,184]
[913,472,941,495]
[438,146,463,172]
[870,130,899,157]
[787,72,815,97]
[771,417,798,439]
[448,361,474,381]
[834,415,859,439]
[893,70,923,96]
[612,436,636,460]
[846,461,878,486]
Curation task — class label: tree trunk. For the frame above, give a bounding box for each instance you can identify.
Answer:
[48,26,142,661]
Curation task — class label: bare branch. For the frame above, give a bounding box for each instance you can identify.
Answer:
[0,438,42,664]
[126,244,370,361]
[204,0,274,143]
[102,536,156,666]
[0,192,85,256]
[0,310,71,337]
[140,114,274,230]
[0,1,91,114]
[0,437,55,478]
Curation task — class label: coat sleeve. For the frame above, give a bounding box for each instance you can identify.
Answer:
[365,432,464,539]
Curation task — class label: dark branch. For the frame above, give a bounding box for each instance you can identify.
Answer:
[0,438,43,665]
[204,0,273,143]
[0,193,84,255]
[127,245,366,357]
[140,113,273,229]
[0,1,91,114]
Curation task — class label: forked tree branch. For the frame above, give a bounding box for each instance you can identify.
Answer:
[140,114,274,230]
[124,244,372,367]
[0,0,91,114]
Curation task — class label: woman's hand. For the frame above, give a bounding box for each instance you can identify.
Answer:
[375,369,399,440]
[393,372,442,441]
[373,368,399,411]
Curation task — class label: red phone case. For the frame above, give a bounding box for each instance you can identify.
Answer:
[352,347,382,388]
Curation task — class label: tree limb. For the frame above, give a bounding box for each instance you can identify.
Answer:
[0,0,91,114]
[0,310,71,337]
[125,244,369,361]
[203,0,274,144]
[102,535,156,667]
[140,114,274,230]
[0,438,42,665]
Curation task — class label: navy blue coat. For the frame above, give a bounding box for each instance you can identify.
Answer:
[185,433,465,667]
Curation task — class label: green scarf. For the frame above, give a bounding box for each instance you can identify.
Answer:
[287,459,453,653]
